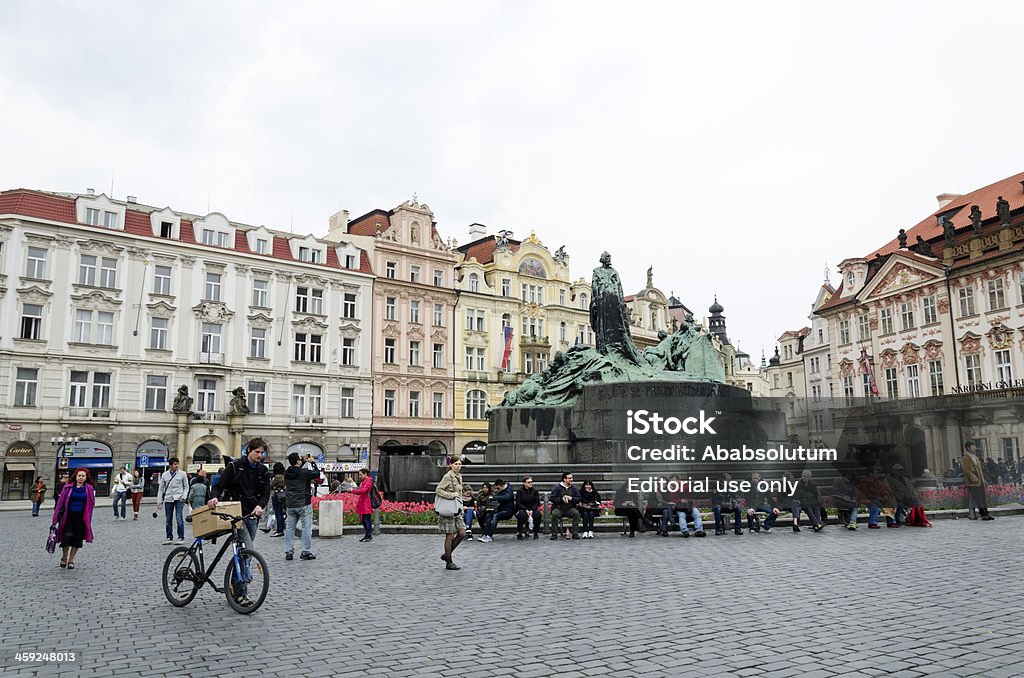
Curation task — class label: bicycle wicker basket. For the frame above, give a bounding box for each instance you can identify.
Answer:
[190,501,242,538]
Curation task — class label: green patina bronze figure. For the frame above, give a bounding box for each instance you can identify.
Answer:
[499,253,726,407]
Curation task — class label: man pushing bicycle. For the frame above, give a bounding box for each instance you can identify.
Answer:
[208,437,271,605]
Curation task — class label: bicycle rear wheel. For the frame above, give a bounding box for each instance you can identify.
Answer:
[162,546,201,607]
[224,548,269,614]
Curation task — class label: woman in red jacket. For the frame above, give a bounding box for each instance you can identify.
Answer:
[348,468,375,543]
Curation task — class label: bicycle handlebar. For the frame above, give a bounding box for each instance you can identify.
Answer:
[211,511,257,523]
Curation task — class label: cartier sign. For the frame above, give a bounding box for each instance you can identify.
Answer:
[6,441,35,457]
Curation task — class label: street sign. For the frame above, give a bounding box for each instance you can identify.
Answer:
[139,454,149,468]
[317,452,325,464]
[360,449,369,460]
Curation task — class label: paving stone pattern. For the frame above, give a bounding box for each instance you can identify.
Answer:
[1,511,1022,677]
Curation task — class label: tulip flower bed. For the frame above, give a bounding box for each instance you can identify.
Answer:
[310,495,620,526]
[918,484,1024,511]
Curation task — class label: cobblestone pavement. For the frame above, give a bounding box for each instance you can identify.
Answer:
[1,510,1023,677]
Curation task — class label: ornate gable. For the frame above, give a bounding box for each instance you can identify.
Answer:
[70,289,122,311]
[868,262,935,299]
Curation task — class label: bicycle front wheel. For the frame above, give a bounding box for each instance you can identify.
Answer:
[224,548,269,614]
[162,546,201,607]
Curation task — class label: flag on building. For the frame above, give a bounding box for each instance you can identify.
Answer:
[501,326,514,370]
[859,348,879,396]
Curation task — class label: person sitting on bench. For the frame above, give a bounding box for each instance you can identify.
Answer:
[549,472,581,540]
[712,472,743,536]
[479,478,515,543]
[744,471,780,533]
[514,476,542,540]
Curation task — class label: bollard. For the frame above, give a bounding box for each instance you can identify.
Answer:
[318,500,344,538]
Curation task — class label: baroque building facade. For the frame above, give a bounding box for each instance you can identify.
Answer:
[453,229,592,459]
[0,188,375,499]
[338,200,458,467]
[815,170,1024,474]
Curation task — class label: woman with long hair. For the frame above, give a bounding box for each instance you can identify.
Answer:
[435,458,465,570]
[51,469,96,569]
[129,469,144,520]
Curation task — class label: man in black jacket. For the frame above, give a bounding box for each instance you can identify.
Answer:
[209,437,271,605]
[284,452,322,561]
[549,472,581,539]
[514,477,542,540]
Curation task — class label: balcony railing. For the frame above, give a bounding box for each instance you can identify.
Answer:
[193,411,227,423]
[292,415,327,426]
[62,407,114,420]
[198,352,224,364]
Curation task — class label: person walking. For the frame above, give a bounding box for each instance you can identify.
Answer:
[961,441,993,521]
[188,468,210,518]
[111,465,132,521]
[157,458,190,545]
[31,477,47,517]
[268,462,286,537]
[283,452,322,561]
[349,468,375,543]
[129,469,144,520]
[434,458,466,570]
[52,469,95,569]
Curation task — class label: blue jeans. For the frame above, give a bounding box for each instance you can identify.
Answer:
[660,508,676,532]
[285,504,313,554]
[746,505,778,530]
[582,509,598,532]
[31,501,41,517]
[164,500,185,539]
[463,508,476,531]
[360,513,373,539]
[867,499,882,526]
[231,516,259,598]
[113,491,127,518]
[673,508,703,533]
[485,509,515,536]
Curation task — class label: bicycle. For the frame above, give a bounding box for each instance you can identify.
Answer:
[161,511,270,614]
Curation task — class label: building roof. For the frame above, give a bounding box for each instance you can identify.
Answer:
[0,188,373,275]
[457,234,521,264]
[818,170,1024,314]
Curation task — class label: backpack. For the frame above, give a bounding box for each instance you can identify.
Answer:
[906,504,932,527]
[369,480,382,510]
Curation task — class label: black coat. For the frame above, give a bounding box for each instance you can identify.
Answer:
[214,459,271,515]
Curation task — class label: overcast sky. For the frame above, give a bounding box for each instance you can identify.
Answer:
[3,2,1023,359]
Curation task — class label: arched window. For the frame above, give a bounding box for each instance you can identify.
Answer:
[465,389,487,419]
[579,293,588,309]
[468,273,479,292]
[501,313,511,329]
[559,322,566,342]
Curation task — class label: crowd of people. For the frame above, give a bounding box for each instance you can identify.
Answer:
[432,441,1008,567]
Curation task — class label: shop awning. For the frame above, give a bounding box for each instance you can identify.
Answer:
[4,462,35,472]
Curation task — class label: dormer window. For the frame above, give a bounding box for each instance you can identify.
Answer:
[203,229,230,248]
[103,211,118,229]
[149,208,181,240]
[86,208,100,226]
[298,246,321,263]
[846,272,855,289]
[160,222,173,238]
[76,193,125,231]
[256,238,268,255]
[345,254,356,269]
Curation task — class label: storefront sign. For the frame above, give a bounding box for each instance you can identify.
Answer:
[462,441,487,454]
[60,441,113,458]
[8,424,22,431]
[323,462,367,473]
[6,441,35,457]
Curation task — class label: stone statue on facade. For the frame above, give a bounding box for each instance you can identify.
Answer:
[898,229,908,248]
[495,230,513,252]
[997,195,1011,226]
[941,217,955,242]
[553,245,568,264]
[228,387,250,415]
[646,266,653,289]
[172,385,193,414]
[913,236,933,256]
[969,205,983,234]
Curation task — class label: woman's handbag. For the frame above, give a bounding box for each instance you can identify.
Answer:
[434,495,460,517]
[46,506,63,554]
